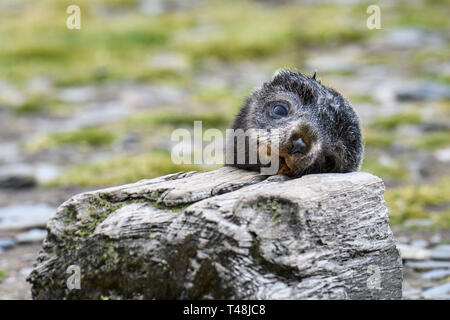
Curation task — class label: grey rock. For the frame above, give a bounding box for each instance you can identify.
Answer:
[0,165,36,189]
[304,53,357,73]
[15,229,47,244]
[0,204,56,231]
[58,86,95,103]
[421,282,450,299]
[0,81,25,106]
[377,28,445,50]
[20,267,34,278]
[395,82,450,101]
[430,245,450,261]
[120,84,187,109]
[402,219,433,228]
[138,0,165,15]
[0,237,15,251]
[430,234,443,245]
[28,168,402,300]
[27,76,53,94]
[434,148,450,163]
[138,0,203,15]
[70,101,128,128]
[32,101,129,133]
[405,260,450,271]
[0,142,21,164]
[397,244,431,261]
[0,0,25,13]
[402,284,422,300]
[410,240,429,249]
[395,237,410,245]
[33,163,62,184]
[422,269,450,280]
[425,61,450,76]
[147,52,190,72]
[0,163,61,185]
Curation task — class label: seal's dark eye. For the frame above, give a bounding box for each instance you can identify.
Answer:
[269,102,289,118]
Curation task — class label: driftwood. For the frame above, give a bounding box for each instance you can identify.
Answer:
[28,167,402,299]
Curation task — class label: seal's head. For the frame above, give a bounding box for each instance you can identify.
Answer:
[228,69,363,177]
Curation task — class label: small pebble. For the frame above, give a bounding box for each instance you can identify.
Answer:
[421,282,450,299]
[422,269,450,280]
[410,240,429,249]
[395,237,410,245]
[19,267,33,278]
[430,234,443,244]
[402,219,433,228]
[430,245,450,261]
[397,244,431,260]
[15,229,47,244]
[0,238,15,251]
[405,260,450,271]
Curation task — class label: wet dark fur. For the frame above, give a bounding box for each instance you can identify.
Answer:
[227,69,363,177]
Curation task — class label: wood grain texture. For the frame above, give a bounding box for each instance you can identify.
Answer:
[28,167,402,299]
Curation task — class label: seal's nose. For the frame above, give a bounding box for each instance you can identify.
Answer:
[290,137,307,154]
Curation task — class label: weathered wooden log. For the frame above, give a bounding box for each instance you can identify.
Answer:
[28,167,402,299]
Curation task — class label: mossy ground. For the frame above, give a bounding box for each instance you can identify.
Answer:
[0,270,7,283]
[385,177,450,229]
[46,151,219,187]
[371,112,423,131]
[2,0,447,85]
[1,0,449,229]
[26,127,118,151]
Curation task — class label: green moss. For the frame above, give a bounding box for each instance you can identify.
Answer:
[177,3,369,62]
[0,2,172,85]
[26,127,118,151]
[385,177,450,228]
[14,96,49,115]
[45,151,217,187]
[363,130,394,148]
[437,100,450,115]
[5,45,72,64]
[361,156,409,181]
[13,96,73,115]
[390,2,450,29]
[0,269,7,282]
[1,0,447,86]
[125,111,232,130]
[425,73,450,85]
[414,131,450,150]
[371,112,423,130]
[192,87,244,112]
[151,200,190,213]
[60,196,127,245]
[256,198,290,223]
[133,68,189,85]
[350,94,377,104]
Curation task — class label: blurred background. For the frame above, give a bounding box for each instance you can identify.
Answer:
[0,0,448,299]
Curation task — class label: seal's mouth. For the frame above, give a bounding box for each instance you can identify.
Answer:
[278,154,295,175]
[258,144,300,176]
